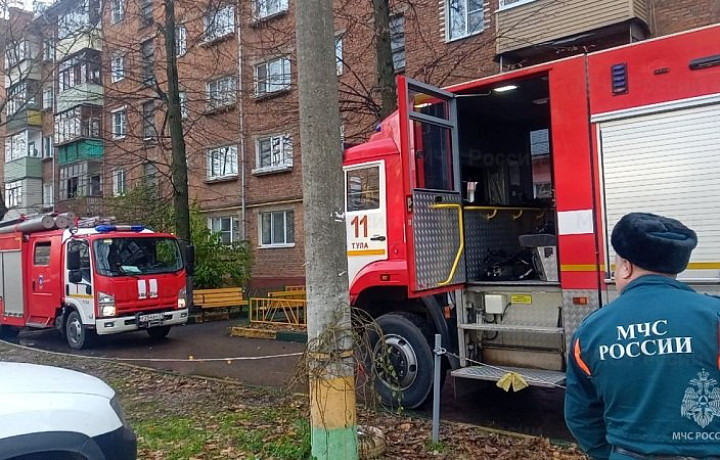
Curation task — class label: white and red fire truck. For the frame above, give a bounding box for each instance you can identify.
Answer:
[0,214,189,349]
[345,25,720,408]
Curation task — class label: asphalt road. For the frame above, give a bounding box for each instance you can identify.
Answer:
[10,319,573,441]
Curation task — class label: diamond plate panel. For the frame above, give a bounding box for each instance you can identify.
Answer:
[464,210,547,280]
[452,365,566,387]
[412,190,466,290]
[562,290,600,359]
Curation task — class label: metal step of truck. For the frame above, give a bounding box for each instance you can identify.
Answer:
[452,365,565,388]
[458,323,563,334]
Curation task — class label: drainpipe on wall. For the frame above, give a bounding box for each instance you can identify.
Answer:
[237,16,247,241]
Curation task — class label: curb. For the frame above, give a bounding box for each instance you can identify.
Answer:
[229,326,307,343]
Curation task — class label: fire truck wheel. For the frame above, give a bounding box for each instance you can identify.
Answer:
[369,313,434,409]
[65,310,96,350]
[0,325,19,339]
[147,326,172,340]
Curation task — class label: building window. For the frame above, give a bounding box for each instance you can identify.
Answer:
[111,54,125,82]
[112,169,126,196]
[43,86,53,110]
[4,131,39,161]
[55,106,102,144]
[447,0,484,41]
[58,0,99,39]
[58,50,101,92]
[335,36,343,76]
[260,210,294,247]
[206,76,236,110]
[254,134,292,173]
[179,91,188,119]
[254,56,291,96]
[204,5,234,42]
[43,183,54,207]
[7,81,38,115]
[208,217,239,244]
[176,24,187,56]
[206,145,238,180]
[110,0,124,23]
[141,0,153,26]
[42,39,54,61]
[253,0,288,20]
[5,40,30,68]
[391,15,406,71]
[141,39,155,85]
[142,101,155,140]
[111,107,127,139]
[5,181,23,208]
[42,136,53,158]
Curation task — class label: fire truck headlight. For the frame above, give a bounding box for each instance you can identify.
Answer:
[98,291,116,317]
[177,287,187,309]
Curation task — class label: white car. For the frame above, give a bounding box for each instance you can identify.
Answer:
[0,362,137,460]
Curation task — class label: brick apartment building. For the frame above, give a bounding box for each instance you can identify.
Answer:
[1,0,719,289]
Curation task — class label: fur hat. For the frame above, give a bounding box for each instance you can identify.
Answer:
[611,212,697,274]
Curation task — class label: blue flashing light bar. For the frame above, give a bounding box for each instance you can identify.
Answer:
[95,225,145,233]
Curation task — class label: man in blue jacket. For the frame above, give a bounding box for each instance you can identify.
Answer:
[565,212,720,460]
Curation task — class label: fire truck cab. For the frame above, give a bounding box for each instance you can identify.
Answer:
[345,25,720,408]
[0,216,188,349]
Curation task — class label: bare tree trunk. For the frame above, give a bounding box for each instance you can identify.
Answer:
[163,0,192,297]
[373,0,397,118]
[295,0,358,458]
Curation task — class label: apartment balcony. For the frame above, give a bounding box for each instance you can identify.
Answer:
[57,83,104,113]
[56,28,102,61]
[496,0,649,61]
[58,139,103,165]
[5,155,43,182]
[55,196,104,216]
[6,108,43,134]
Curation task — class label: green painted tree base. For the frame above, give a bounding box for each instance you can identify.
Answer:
[311,426,358,460]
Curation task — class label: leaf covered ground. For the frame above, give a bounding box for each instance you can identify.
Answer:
[0,342,587,459]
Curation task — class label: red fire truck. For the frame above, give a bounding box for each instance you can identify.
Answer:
[0,214,189,349]
[345,25,720,408]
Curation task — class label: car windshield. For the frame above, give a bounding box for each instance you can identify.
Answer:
[93,237,183,276]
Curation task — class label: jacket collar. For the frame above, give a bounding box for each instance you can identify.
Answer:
[621,275,695,296]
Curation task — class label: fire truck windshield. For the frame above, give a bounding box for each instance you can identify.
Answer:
[92,237,183,277]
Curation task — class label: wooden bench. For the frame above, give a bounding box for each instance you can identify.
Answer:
[284,285,305,292]
[193,287,248,321]
[268,289,306,300]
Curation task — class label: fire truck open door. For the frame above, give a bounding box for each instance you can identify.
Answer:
[397,76,466,294]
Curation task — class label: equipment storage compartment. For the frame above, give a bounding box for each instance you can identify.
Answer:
[455,74,559,286]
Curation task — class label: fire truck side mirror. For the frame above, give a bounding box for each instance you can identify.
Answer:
[185,245,195,276]
[68,270,82,284]
[67,250,81,271]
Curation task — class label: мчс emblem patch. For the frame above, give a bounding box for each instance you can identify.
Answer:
[681,370,720,428]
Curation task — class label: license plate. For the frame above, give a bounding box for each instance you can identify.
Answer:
[138,313,164,326]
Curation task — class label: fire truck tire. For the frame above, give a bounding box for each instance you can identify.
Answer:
[146,326,172,340]
[369,313,435,409]
[0,325,19,339]
[65,310,96,350]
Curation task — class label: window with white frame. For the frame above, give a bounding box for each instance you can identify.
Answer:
[142,101,155,140]
[207,145,238,180]
[206,76,236,110]
[144,162,158,189]
[112,169,126,196]
[176,24,187,56]
[7,81,38,115]
[254,56,291,96]
[111,54,124,82]
[179,91,188,119]
[253,0,288,20]
[208,216,239,244]
[110,0,124,23]
[43,39,54,61]
[43,183,54,207]
[447,0,484,41]
[58,50,101,92]
[43,86,53,110]
[42,136,53,158]
[260,210,294,247]
[5,181,23,208]
[204,5,234,42]
[391,15,406,71]
[335,36,343,76]
[4,131,31,162]
[111,107,127,139]
[55,106,102,144]
[255,134,292,173]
